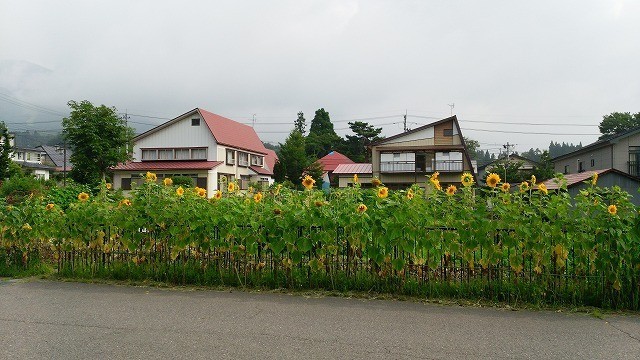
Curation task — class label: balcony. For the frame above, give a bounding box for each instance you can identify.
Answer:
[380,160,463,173]
[629,161,640,177]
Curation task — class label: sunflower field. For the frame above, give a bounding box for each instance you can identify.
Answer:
[2,171,640,309]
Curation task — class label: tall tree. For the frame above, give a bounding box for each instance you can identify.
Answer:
[305,108,341,158]
[343,121,383,162]
[274,130,309,185]
[62,100,134,185]
[463,137,480,161]
[599,112,640,139]
[0,121,13,180]
[294,111,306,135]
[533,150,555,181]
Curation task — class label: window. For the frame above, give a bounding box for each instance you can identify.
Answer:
[238,152,249,166]
[564,165,569,174]
[590,159,595,167]
[191,148,207,159]
[578,161,584,173]
[158,149,173,160]
[192,118,200,126]
[443,129,453,136]
[226,150,236,165]
[250,155,263,166]
[175,149,190,160]
[142,149,157,160]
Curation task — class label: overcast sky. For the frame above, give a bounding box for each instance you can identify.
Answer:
[1,0,638,155]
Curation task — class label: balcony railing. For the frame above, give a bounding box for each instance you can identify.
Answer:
[380,160,463,173]
[629,161,640,177]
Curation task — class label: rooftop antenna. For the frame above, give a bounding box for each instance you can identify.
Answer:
[403,110,407,132]
[252,114,256,128]
[448,103,455,116]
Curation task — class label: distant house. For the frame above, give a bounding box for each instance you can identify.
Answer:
[334,163,373,187]
[315,151,355,186]
[477,154,540,181]
[112,108,275,196]
[37,145,73,174]
[10,146,54,180]
[540,168,640,206]
[369,115,475,189]
[553,127,640,177]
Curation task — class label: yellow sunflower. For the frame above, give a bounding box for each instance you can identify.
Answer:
[106,183,112,190]
[377,187,389,199]
[530,175,537,185]
[519,181,529,193]
[253,192,263,203]
[538,183,548,195]
[608,204,617,215]
[446,185,457,196]
[227,182,236,193]
[176,186,185,196]
[501,183,511,192]
[461,172,474,187]
[406,190,414,200]
[591,172,598,186]
[353,174,359,183]
[78,192,90,202]
[119,199,132,207]
[213,190,222,200]
[371,177,382,187]
[432,179,442,191]
[195,187,206,198]
[486,173,501,188]
[145,172,157,182]
[357,204,367,213]
[163,177,173,186]
[302,175,315,190]
[45,203,55,211]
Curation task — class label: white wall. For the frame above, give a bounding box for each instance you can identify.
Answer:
[380,127,435,145]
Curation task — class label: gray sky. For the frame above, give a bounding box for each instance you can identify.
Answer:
[1,0,639,155]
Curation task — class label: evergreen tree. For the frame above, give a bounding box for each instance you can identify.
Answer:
[294,111,306,135]
[0,121,13,180]
[305,108,341,158]
[274,130,308,185]
[343,121,383,163]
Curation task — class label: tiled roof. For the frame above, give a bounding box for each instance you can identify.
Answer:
[198,109,268,155]
[39,145,73,169]
[333,163,373,174]
[264,149,278,173]
[317,151,354,172]
[540,169,629,190]
[112,161,223,171]
[249,166,272,175]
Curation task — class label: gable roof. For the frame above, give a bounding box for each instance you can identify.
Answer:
[134,108,268,155]
[264,149,278,173]
[553,126,640,162]
[540,168,640,190]
[333,163,373,174]
[317,151,354,172]
[38,145,73,169]
[371,115,458,146]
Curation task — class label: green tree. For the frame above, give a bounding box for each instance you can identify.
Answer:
[294,111,306,135]
[599,112,640,140]
[463,136,480,161]
[0,121,13,181]
[62,100,134,185]
[533,150,555,181]
[274,130,309,185]
[343,121,383,163]
[483,159,527,184]
[305,108,342,158]
[305,160,325,189]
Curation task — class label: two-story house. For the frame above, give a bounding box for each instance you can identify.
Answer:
[369,115,475,189]
[553,127,640,177]
[9,142,54,180]
[112,108,275,196]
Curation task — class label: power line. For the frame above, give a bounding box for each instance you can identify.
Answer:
[408,114,598,127]
[461,127,599,136]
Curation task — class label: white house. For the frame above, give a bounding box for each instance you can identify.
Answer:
[112,108,277,196]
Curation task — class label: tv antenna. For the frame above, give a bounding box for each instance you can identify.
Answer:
[448,103,455,116]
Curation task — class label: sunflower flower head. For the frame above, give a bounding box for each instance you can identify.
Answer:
[213,190,222,200]
[302,175,315,190]
[530,175,537,186]
[274,183,283,195]
[377,187,389,199]
[106,183,112,190]
[591,172,598,186]
[45,203,55,211]
[406,189,414,200]
[501,183,511,193]
[461,172,474,187]
[429,172,440,184]
[357,204,367,213]
[253,192,263,203]
[176,186,185,196]
[195,187,207,198]
[163,177,173,186]
[608,204,617,215]
[371,177,382,187]
[145,172,157,182]
[538,183,548,195]
[432,179,442,191]
[353,174,359,184]
[519,181,529,193]
[227,182,236,193]
[486,173,501,188]
[446,185,457,196]
[78,192,90,202]
[119,199,132,207]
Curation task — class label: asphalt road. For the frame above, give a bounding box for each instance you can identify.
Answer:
[1,280,639,359]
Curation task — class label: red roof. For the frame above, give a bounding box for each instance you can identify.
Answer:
[541,169,609,190]
[250,166,272,175]
[317,151,354,172]
[198,109,268,155]
[112,161,222,171]
[333,163,373,174]
[265,149,278,173]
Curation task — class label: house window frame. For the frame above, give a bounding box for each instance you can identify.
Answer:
[192,118,200,126]
[141,147,207,161]
[226,149,236,165]
[443,129,454,137]
[250,154,264,166]
[238,152,249,167]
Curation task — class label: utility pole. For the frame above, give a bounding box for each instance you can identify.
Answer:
[502,142,516,184]
[448,103,455,116]
[252,114,256,128]
[403,110,407,132]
